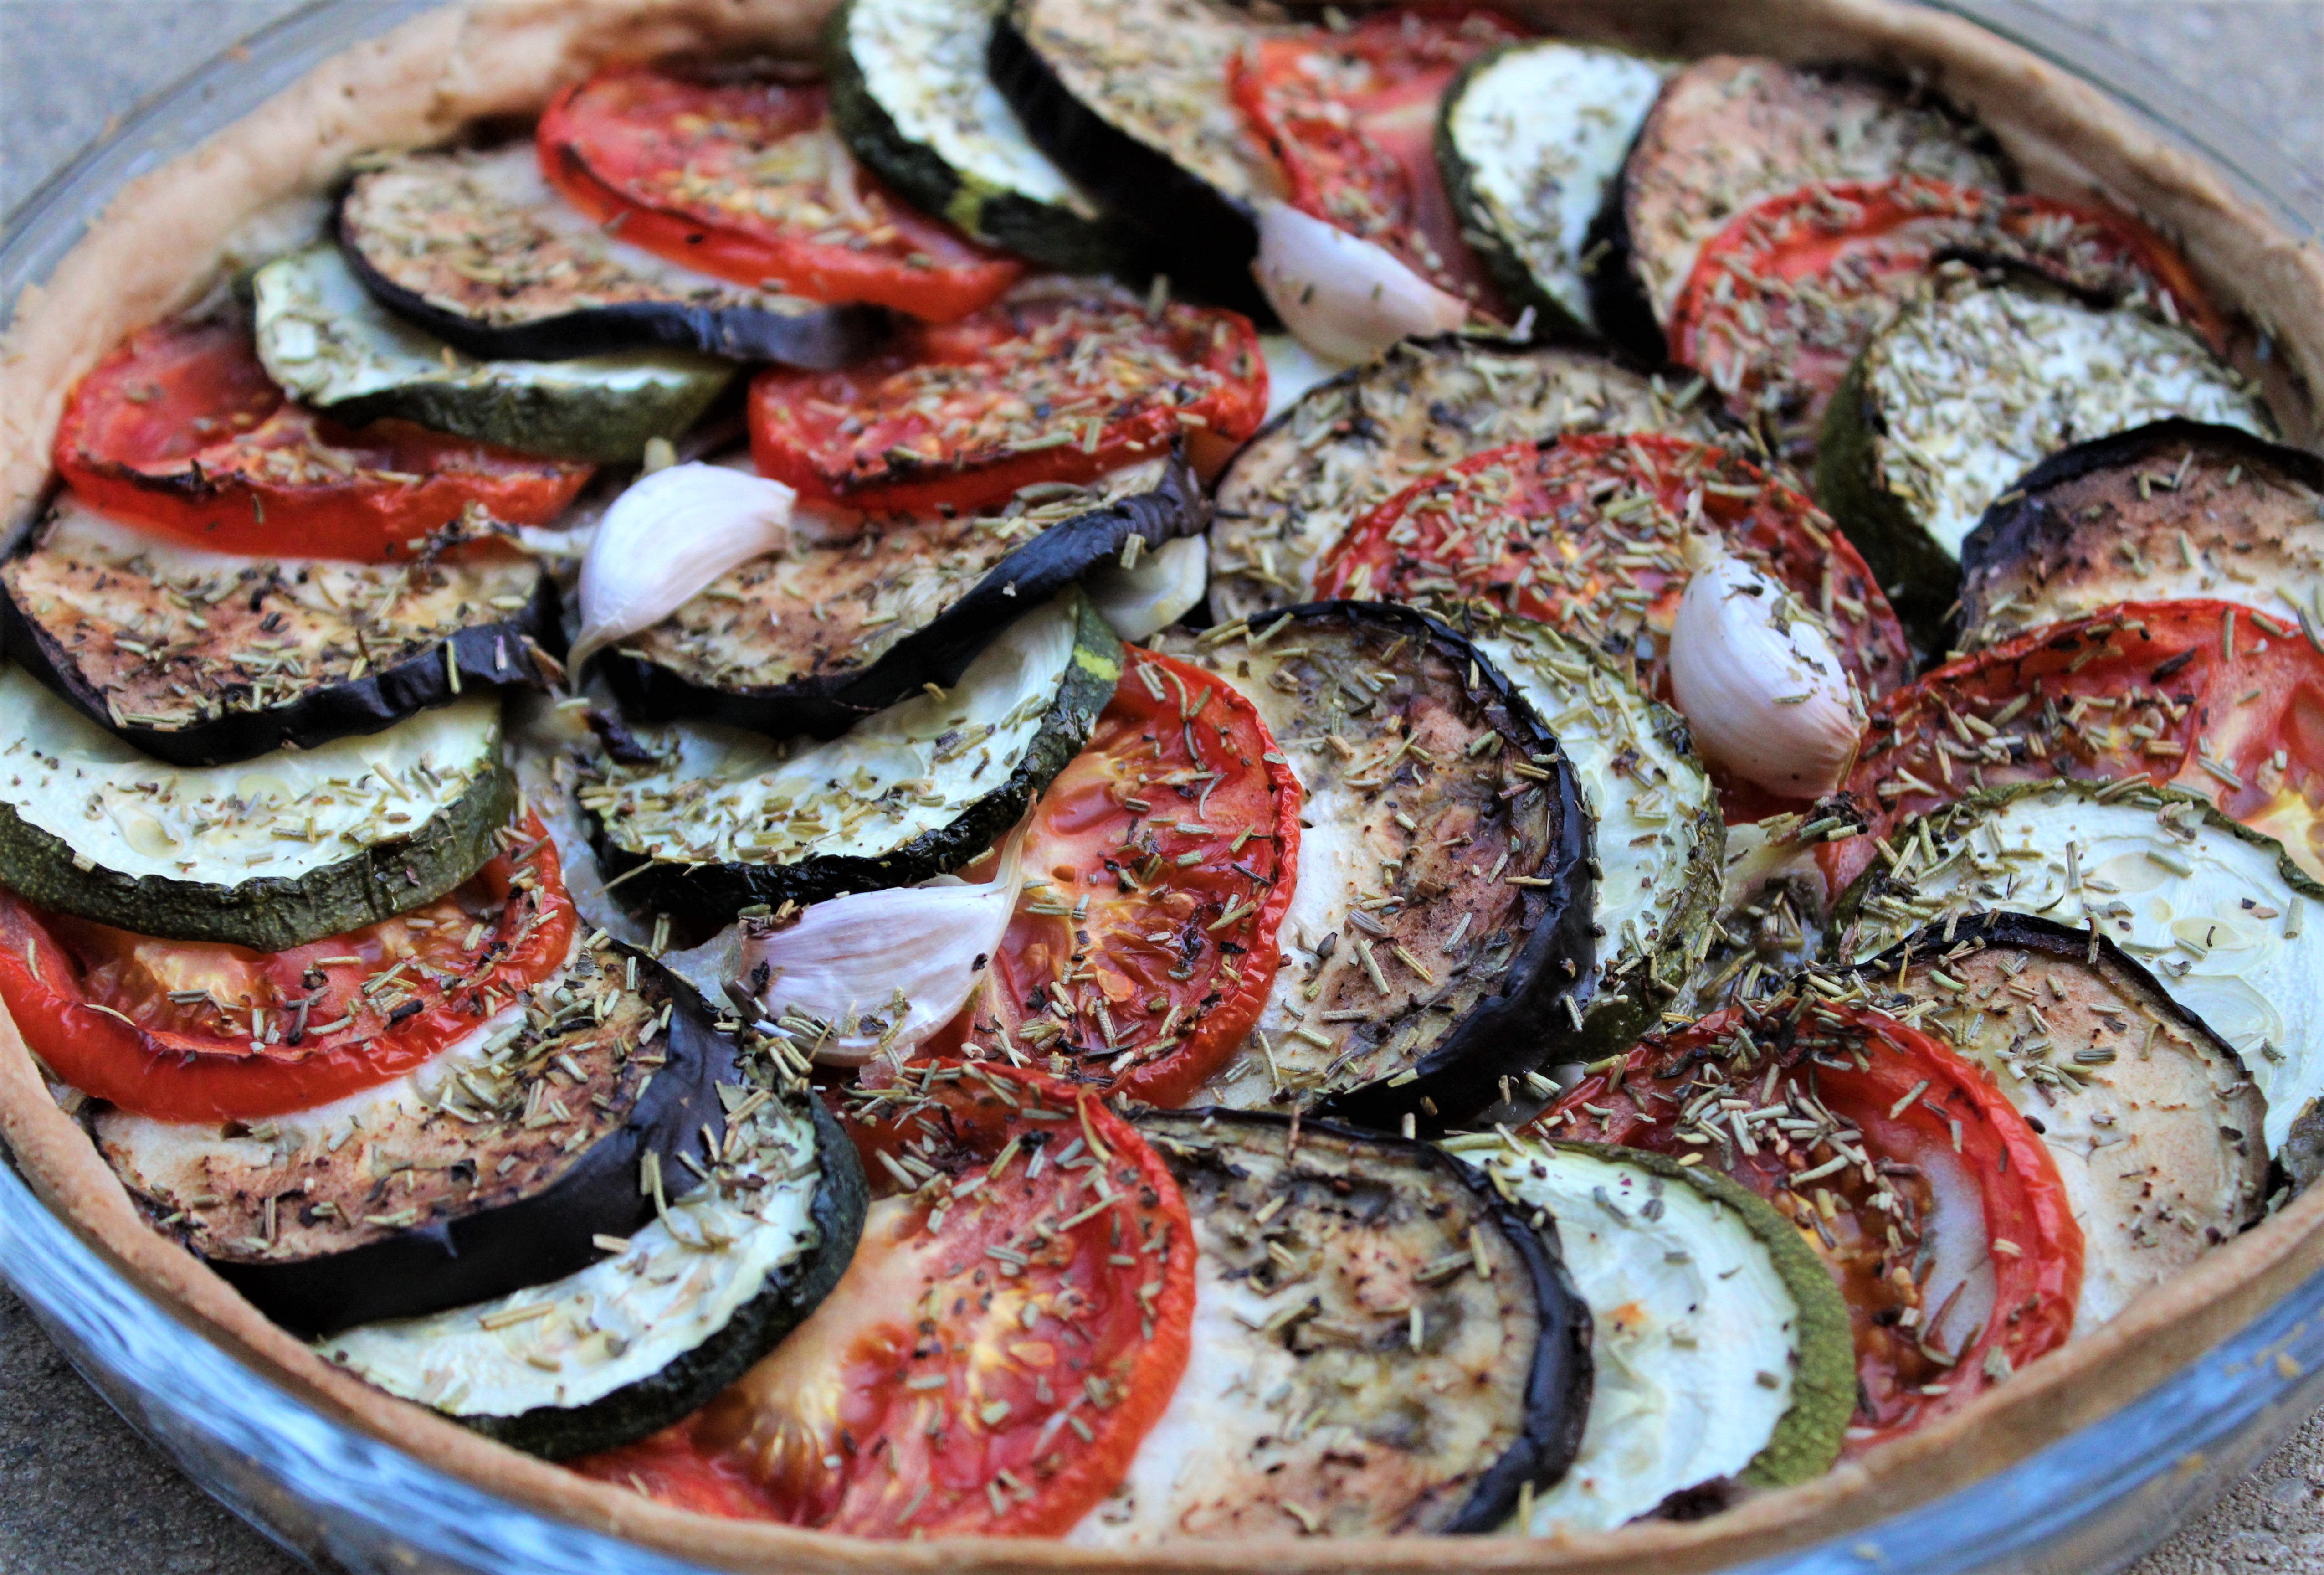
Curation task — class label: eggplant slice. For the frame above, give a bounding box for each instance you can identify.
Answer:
[600,451,1201,741]
[1833,780,2324,1156]
[1816,270,2275,639]
[0,671,512,952]
[824,0,1130,274]
[1445,1133,1853,1529]
[1070,1110,1591,1543]
[1603,56,2011,347]
[254,245,737,465]
[1207,335,1729,625]
[317,1081,866,1460]
[1,495,558,766]
[1839,913,2266,1327]
[586,591,1119,921]
[1957,419,2324,649]
[1162,602,1596,1128]
[1467,618,1723,1061]
[99,945,736,1340]
[338,145,881,367]
[991,0,1283,314]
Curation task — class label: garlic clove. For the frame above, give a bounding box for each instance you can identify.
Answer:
[1667,536,1865,798]
[568,462,798,670]
[1252,200,1471,365]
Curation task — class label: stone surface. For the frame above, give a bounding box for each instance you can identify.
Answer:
[1,2,2320,1573]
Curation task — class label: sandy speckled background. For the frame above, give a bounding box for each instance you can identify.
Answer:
[0,2,2320,1571]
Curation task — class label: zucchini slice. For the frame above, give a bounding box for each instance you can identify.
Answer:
[1606,57,2011,345]
[1437,41,1670,337]
[601,451,1199,741]
[1833,780,2324,1156]
[1958,419,2324,649]
[991,0,1283,314]
[1445,1133,1852,1526]
[318,1083,866,1460]
[586,590,1118,919]
[1208,335,1727,625]
[0,495,557,767]
[1164,602,1596,1128]
[824,0,1127,273]
[0,670,511,952]
[338,146,881,367]
[1469,618,1723,1060]
[99,945,735,1339]
[1816,272,2276,638]
[1842,913,2266,1327]
[252,245,735,465]
[1072,1110,1591,1543]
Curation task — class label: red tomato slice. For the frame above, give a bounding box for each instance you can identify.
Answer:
[538,66,1020,323]
[576,1063,1195,1538]
[51,319,592,562]
[963,648,1300,1106]
[1542,998,2081,1452]
[0,812,576,1122]
[1670,176,2226,464]
[1823,600,2324,896]
[1310,432,1914,816]
[1231,6,1524,315]
[748,282,1267,514]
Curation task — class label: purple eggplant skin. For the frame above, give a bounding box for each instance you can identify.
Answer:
[597,446,1208,741]
[335,213,888,371]
[466,1094,870,1461]
[209,955,739,1342]
[1134,1108,1596,1532]
[1272,602,1598,1136]
[0,568,565,768]
[987,13,1271,322]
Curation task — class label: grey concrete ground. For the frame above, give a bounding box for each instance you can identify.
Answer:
[1,1,2321,1572]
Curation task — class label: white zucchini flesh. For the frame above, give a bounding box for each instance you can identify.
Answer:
[1451,1142,1799,1533]
[1444,43,1668,332]
[592,596,1077,867]
[253,245,728,413]
[314,1096,822,1418]
[844,0,1086,208]
[0,661,500,885]
[1084,535,1206,643]
[1865,285,2274,561]
[1848,787,2322,1154]
[1472,628,1717,1003]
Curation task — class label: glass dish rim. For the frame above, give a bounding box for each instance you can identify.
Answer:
[1,3,2320,1572]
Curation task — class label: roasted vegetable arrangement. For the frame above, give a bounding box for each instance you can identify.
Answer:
[11,2,2321,1548]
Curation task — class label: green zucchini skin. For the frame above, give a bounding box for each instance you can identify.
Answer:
[0,755,514,953]
[0,565,562,769]
[594,594,1121,920]
[1813,349,1953,640]
[600,448,1200,741]
[822,0,1132,275]
[467,1094,870,1461]
[320,371,729,468]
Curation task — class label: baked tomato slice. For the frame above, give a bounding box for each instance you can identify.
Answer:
[1824,600,2324,894]
[748,281,1267,514]
[1543,996,2081,1453]
[538,65,1020,322]
[1231,6,1523,314]
[52,318,592,561]
[1311,432,1912,814]
[0,813,576,1122]
[1670,176,2226,464]
[963,647,1300,1106]
[576,1062,1195,1538]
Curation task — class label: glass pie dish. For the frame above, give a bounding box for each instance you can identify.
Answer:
[0,3,2319,1573]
